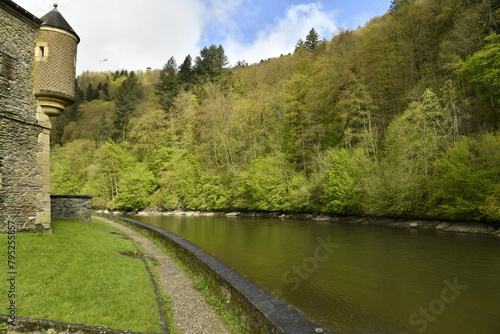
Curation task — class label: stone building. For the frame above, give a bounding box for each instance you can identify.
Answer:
[0,0,79,233]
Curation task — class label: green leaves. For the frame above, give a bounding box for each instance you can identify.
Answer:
[113,72,144,141]
[237,153,312,212]
[114,163,157,211]
[460,33,500,89]
[51,139,96,195]
[195,44,229,84]
[296,28,323,50]
[305,28,322,50]
[459,33,500,113]
[320,149,362,215]
[428,134,500,220]
[155,57,179,111]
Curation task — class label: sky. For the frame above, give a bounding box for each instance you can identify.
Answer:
[14,0,392,74]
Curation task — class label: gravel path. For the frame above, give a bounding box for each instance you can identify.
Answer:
[98,217,232,334]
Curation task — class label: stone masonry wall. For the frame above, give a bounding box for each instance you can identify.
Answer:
[51,195,93,222]
[0,3,39,122]
[0,117,51,232]
[0,3,51,233]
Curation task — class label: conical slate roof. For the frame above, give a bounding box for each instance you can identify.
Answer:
[40,4,80,42]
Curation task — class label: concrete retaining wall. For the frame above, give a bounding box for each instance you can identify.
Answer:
[100,214,329,334]
[51,195,93,222]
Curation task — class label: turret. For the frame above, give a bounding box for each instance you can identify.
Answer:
[34,3,79,116]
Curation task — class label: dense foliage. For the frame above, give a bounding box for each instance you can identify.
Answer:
[51,0,500,222]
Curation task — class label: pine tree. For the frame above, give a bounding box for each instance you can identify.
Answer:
[113,71,143,141]
[304,28,321,49]
[295,38,305,51]
[178,55,194,89]
[86,83,97,101]
[194,44,229,83]
[102,82,110,100]
[156,57,179,111]
[389,0,413,13]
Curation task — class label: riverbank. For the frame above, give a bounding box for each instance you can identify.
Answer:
[96,209,500,237]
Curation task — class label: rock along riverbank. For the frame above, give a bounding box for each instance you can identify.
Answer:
[95,209,500,237]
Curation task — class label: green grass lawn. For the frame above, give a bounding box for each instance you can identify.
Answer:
[1,218,162,333]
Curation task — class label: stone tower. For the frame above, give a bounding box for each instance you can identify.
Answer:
[35,3,80,119]
[0,1,79,233]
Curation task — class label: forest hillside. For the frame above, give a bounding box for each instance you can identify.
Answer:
[51,0,500,222]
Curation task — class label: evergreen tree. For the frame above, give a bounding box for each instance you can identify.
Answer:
[304,28,321,49]
[235,60,248,67]
[112,71,143,141]
[295,38,305,50]
[155,57,179,111]
[389,0,413,12]
[194,44,229,83]
[178,55,194,88]
[85,83,97,101]
[102,82,110,100]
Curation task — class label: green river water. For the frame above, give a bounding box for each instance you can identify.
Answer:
[125,215,500,334]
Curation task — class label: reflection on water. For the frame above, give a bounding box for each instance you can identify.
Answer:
[124,214,500,334]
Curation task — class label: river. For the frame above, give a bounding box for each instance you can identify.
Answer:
[124,214,500,334]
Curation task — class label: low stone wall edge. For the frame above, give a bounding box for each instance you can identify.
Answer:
[100,214,330,334]
[0,314,155,334]
[51,195,93,223]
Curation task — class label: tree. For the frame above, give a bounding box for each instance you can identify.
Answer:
[178,55,195,88]
[427,134,500,220]
[389,0,413,13]
[237,153,311,212]
[321,148,362,214]
[235,60,248,67]
[81,141,134,208]
[62,100,114,144]
[459,33,500,112]
[128,108,171,175]
[295,38,305,51]
[304,28,321,49]
[336,71,378,155]
[156,57,179,111]
[112,72,143,141]
[362,88,455,217]
[85,83,98,101]
[51,139,96,195]
[194,44,229,83]
[114,162,157,211]
[279,58,314,171]
[100,82,110,100]
[196,83,237,169]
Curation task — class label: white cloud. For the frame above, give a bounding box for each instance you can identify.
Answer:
[71,0,206,73]
[204,0,246,23]
[17,0,206,73]
[15,0,338,72]
[222,3,338,65]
